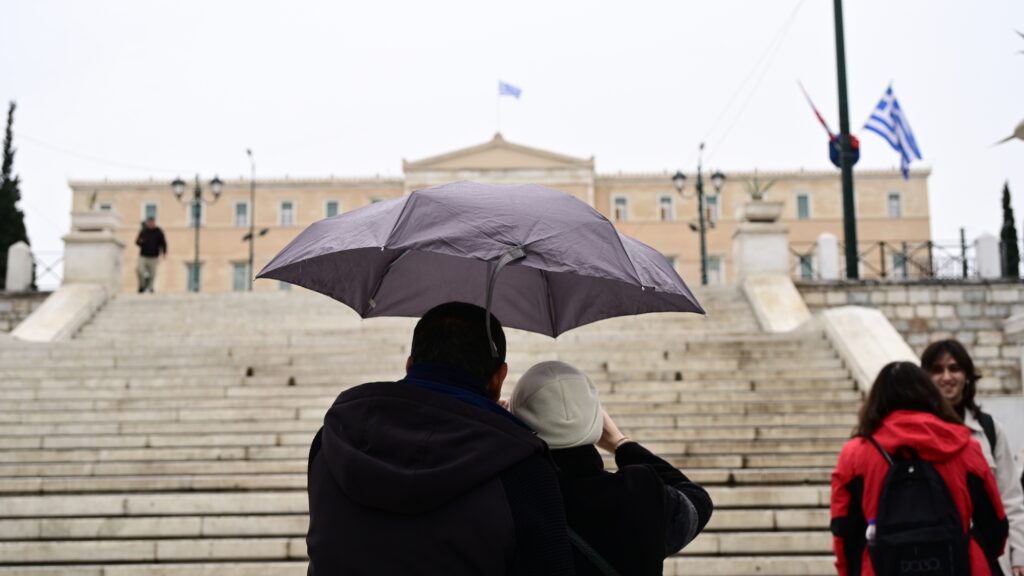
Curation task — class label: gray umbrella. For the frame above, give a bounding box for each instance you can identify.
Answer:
[256,181,703,339]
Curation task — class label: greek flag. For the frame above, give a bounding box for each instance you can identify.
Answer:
[498,81,522,99]
[864,85,921,179]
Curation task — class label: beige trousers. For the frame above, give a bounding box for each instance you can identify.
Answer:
[137,256,159,293]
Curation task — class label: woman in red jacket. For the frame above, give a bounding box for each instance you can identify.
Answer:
[831,361,1007,576]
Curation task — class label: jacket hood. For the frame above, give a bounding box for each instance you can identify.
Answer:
[872,410,973,462]
[319,381,544,515]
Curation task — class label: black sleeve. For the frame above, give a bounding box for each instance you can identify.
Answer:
[967,472,1009,574]
[830,476,867,576]
[499,452,576,576]
[158,230,167,254]
[615,441,713,553]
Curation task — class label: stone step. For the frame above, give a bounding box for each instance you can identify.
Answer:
[0,563,308,576]
[668,555,834,576]
[0,467,834,494]
[0,509,831,541]
[0,537,306,564]
[0,534,834,566]
[0,486,827,518]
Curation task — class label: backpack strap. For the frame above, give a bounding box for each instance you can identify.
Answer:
[976,411,997,454]
[867,436,894,467]
[568,527,622,576]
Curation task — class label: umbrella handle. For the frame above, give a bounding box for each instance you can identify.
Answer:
[486,246,526,358]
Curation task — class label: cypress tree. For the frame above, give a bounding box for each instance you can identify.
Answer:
[0,101,30,290]
[1001,181,1020,278]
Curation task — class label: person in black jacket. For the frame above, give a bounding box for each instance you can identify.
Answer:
[305,302,575,576]
[134,217,166,293]
[509,361,713,576]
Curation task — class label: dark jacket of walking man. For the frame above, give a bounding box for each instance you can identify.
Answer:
[135,217,166,293]
[305,301,575,576]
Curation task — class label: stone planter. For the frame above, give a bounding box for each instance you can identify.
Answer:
[736,201,784,223]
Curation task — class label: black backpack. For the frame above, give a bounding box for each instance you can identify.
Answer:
[867,436,970,576]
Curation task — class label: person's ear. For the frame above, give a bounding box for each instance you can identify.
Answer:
[486,363,508,401]
[406,357,413,372]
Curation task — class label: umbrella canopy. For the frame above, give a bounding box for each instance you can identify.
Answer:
[256,181,703,337]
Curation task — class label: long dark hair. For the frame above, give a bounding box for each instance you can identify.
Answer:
[854,361,962,437]
[920,339,982,419]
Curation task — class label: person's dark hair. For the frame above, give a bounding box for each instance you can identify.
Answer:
[410,301,506,384]
[854,361,962,437]
[920,339,982,418]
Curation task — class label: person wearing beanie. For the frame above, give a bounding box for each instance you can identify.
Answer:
[510,361,714,576]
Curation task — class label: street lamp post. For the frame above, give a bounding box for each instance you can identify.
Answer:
[246,149,255,291]
[171,174,223,292]
[672,143,726,286]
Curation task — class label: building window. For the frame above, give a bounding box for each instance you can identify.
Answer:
[612,196,628,222]
[796,193,811,220]
[278,281,292,292]
[232,262,250,292]
[98,202,113,212]
[888,192,902,218]
[186,263,202,292]
[325,200,340,218]
[799,255,814,280]
[893,252,909,279]
[658,195,674,221]
[706,255,724,285]
[235,202,250,228]
[143,202,158,221]
[186,203,205,227]
[705,195,720,224]
[280,201,295,226]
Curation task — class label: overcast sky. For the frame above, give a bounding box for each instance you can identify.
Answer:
[3,0,1023,288]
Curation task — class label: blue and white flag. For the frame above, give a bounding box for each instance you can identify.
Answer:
[498,81,522,99]
[864,85,921,179]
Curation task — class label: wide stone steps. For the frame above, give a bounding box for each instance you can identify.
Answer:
[0,287,849,574]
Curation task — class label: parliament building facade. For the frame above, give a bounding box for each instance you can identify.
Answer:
[69,134,931,293]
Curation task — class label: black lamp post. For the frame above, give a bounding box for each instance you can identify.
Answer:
[246,149,255,291]
[171,174,223,292]
[672,143,726,286]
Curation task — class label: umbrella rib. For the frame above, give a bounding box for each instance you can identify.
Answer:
[540,269,558,337]
[364,249,411,315]
[608,227,644,287]
[380,192,416,248]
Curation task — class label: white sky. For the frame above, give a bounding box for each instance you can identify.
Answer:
[3,0,1023,287]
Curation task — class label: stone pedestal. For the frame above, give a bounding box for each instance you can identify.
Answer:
[4,241,33,292]
[732,201,788,283]
[816,233,840,281]
[975,233,1001,279]
[12,211,123,342]
[62,211,124,292]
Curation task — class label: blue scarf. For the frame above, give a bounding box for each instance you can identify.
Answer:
[401,363,530,429]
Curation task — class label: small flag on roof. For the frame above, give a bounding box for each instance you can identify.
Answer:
[499,81,522,99]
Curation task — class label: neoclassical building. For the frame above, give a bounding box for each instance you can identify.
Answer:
[69,134,931,293]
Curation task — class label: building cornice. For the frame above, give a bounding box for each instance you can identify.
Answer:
[69,175,404,191]
[403,133,594,170]
[596,167,930,182]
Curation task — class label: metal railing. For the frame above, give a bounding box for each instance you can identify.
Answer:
[31,251,63,290]
[790,239,980,281]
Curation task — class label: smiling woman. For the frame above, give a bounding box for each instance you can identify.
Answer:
[922,339,1024,576]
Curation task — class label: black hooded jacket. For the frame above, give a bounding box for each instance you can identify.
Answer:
[306,366,575,576]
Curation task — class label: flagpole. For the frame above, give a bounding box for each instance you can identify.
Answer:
[833,0,859,279]
[496,82,501,134]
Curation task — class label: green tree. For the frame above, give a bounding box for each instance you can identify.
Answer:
[1002,181,1021,278]
[0,101,30,290]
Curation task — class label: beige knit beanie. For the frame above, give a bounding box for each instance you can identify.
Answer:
[510,361,603,449]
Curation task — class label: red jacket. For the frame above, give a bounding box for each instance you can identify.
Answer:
[830,410,1007,576]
